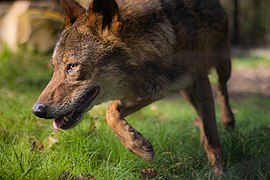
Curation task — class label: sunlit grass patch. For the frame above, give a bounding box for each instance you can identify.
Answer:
[233,56,270,68]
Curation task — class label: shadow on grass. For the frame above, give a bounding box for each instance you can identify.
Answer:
[222,129,270,179]
[151,125,270,179]
[131,95,270,179]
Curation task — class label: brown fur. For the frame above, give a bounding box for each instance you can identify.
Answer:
[32,0,235,175]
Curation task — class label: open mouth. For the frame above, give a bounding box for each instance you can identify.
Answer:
[53,87,99,130]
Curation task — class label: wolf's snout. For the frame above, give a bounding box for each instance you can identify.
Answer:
[32,103,47,118]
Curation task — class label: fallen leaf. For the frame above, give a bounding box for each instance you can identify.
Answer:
[30,136,44,151]
[141,168,158,179]
[78,173,94,180]
[58,171,71,180]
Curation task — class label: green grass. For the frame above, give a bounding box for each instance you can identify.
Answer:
[233,56,270,68]
[0,49,270,179]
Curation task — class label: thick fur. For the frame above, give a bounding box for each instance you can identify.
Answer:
[33,0,235,175]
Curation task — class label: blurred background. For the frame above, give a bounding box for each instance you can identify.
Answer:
[0,0,92,53]
[0,0,269,53]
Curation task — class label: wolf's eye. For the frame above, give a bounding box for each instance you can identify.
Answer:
[67,63,78,73]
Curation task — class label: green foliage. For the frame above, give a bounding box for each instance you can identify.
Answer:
[0,50,269,179]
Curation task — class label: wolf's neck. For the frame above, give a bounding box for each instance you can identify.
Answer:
[118,0,176,60]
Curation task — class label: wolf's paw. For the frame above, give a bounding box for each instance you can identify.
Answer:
[206,147,224,176]
[212,162,224,177]
[127,128,154,162]
[106,99,154,162]
[114,118,154,162]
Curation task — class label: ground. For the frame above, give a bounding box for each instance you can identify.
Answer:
[228,48,270,97]
[0,50,269,179]
[229,67,270,97]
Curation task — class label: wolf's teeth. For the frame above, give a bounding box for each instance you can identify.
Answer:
[63,116,69,122]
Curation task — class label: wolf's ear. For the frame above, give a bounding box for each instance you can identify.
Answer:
[88,0,122,35]
[60,0,85,27]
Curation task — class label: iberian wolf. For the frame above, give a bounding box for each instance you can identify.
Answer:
[32,0,235,175]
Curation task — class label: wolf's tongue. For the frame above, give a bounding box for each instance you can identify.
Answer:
[53,118,64,130]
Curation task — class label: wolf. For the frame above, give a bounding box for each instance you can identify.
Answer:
[32,0,235,175]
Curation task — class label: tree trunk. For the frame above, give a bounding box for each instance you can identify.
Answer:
[232,0,239,46]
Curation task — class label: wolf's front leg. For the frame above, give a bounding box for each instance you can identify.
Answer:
[106,99,155,162]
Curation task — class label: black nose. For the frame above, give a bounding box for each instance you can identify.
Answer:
[32,103,47,118]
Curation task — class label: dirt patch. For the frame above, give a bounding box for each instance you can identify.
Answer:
[228,67,270,97]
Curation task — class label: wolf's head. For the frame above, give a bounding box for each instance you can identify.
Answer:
[32,0,131,130]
